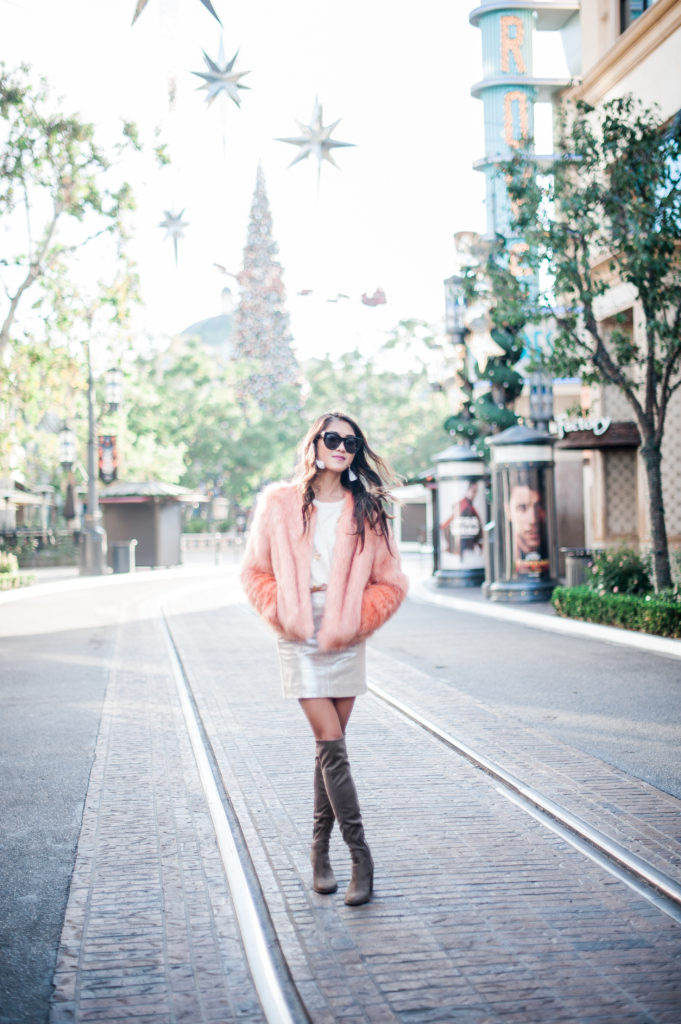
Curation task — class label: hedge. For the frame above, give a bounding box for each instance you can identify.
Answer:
[552,585,681,639]
[0,572,36,592]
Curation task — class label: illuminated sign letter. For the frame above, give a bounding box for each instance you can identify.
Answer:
[504,90,530,149]
[509,242,531,276]
[500,15,526,74]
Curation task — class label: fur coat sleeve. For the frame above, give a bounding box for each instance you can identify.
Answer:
[240,482,408,651]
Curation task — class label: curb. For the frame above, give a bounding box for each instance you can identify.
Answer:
[0,563,227,604]
[410,578,681,660]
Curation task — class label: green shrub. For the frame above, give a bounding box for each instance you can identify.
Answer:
[552,585,681,638]
[0,551,19,574]
[0,535,38,562]
[183,518,212,533]
[0,571,36,590]
[586,546,651,596]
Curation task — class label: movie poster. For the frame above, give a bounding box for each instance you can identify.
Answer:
[438,477,485,570]
[503,465,549,579]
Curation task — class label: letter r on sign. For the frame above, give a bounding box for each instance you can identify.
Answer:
[500,15,526,74]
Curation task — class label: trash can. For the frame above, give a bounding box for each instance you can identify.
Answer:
[112,539,137,574]
[561,547,594,588]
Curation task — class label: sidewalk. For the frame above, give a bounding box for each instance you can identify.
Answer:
[399,553,681,660]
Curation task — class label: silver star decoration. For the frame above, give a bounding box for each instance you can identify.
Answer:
[132,0,221,25]
[159,209,189,265]
[192,44,251,108]
[276,98,355,181]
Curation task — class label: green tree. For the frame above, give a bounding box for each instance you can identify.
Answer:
[120,323,447,512]
[0,63,148,483]
[0,63,141,354]
[468,241,526,433]
[504,95,681,589]
[123,338,301,509]
[232,164,299,413]
[445,240,526,454]
[303,323,450,480]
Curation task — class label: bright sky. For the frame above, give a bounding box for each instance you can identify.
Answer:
[2,0,494,361]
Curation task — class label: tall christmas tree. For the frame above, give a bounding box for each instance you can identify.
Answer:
[232,165,299,406]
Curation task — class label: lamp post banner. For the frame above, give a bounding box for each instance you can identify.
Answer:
[98,435,118,484]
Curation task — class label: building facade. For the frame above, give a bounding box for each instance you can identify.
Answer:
[560,0,681,555]
[468,0,681,562]
[468,1,586,561]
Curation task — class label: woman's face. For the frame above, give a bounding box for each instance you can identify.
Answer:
[315,417,359,475]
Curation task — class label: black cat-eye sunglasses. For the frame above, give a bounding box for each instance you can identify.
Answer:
[317,431,362,455]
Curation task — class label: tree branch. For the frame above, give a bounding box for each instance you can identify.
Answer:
[23,180,32,256]
[54,223,115,259]
[656,337,681,445]
[0,200,61,355]
[673,297,681,337]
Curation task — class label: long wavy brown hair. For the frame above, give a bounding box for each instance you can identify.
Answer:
[293,411,399,550]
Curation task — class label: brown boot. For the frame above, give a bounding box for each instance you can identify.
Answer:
[311,751,338,893]
[316,737,373,906]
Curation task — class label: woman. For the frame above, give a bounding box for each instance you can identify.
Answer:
[240,411,409,906]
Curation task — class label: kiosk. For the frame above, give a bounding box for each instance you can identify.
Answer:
[487,425,559,602]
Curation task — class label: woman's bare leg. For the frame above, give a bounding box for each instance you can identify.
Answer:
[299,696,356,740]
[334,697,356,735]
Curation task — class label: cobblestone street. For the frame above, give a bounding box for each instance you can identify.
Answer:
[1,562,680,1023]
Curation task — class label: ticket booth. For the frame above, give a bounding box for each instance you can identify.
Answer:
[99,480,204,569]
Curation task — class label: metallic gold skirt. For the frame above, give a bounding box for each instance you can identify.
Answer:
[277,591,367,699]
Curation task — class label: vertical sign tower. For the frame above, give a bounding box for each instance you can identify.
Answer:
[469,1,577,243]
[469,0,578,411]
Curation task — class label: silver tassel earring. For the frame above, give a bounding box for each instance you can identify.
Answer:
[316,458,325,469]
[348,467,358,482]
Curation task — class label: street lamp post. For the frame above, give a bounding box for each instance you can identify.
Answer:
[105,367,123,411]
[58,426,76,472]
[80,338,107,575]
[529,371,554,431]
[443,274,466,345]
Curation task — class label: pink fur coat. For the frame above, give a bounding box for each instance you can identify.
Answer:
[240,482,409,651]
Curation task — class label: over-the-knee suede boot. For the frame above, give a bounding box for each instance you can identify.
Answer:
[316,737,373,906]
[311,752,338,893]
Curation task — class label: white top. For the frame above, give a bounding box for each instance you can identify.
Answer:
[310,499,344,588]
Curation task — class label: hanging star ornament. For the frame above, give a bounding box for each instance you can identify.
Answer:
[159,209,189,265]
[276,98,355,182]
[192,45,251,108]
[132,0,221,24]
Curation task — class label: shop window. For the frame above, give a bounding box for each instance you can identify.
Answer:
[620,0,656,33]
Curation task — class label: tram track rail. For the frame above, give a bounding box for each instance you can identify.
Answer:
[161,608,312,1024]
[368,681,681,925]
[160,596,681,1021]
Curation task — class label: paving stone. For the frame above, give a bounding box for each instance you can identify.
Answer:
[48,570,681,1023]
[49,594,265,1024]
[164,576,681,1023]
